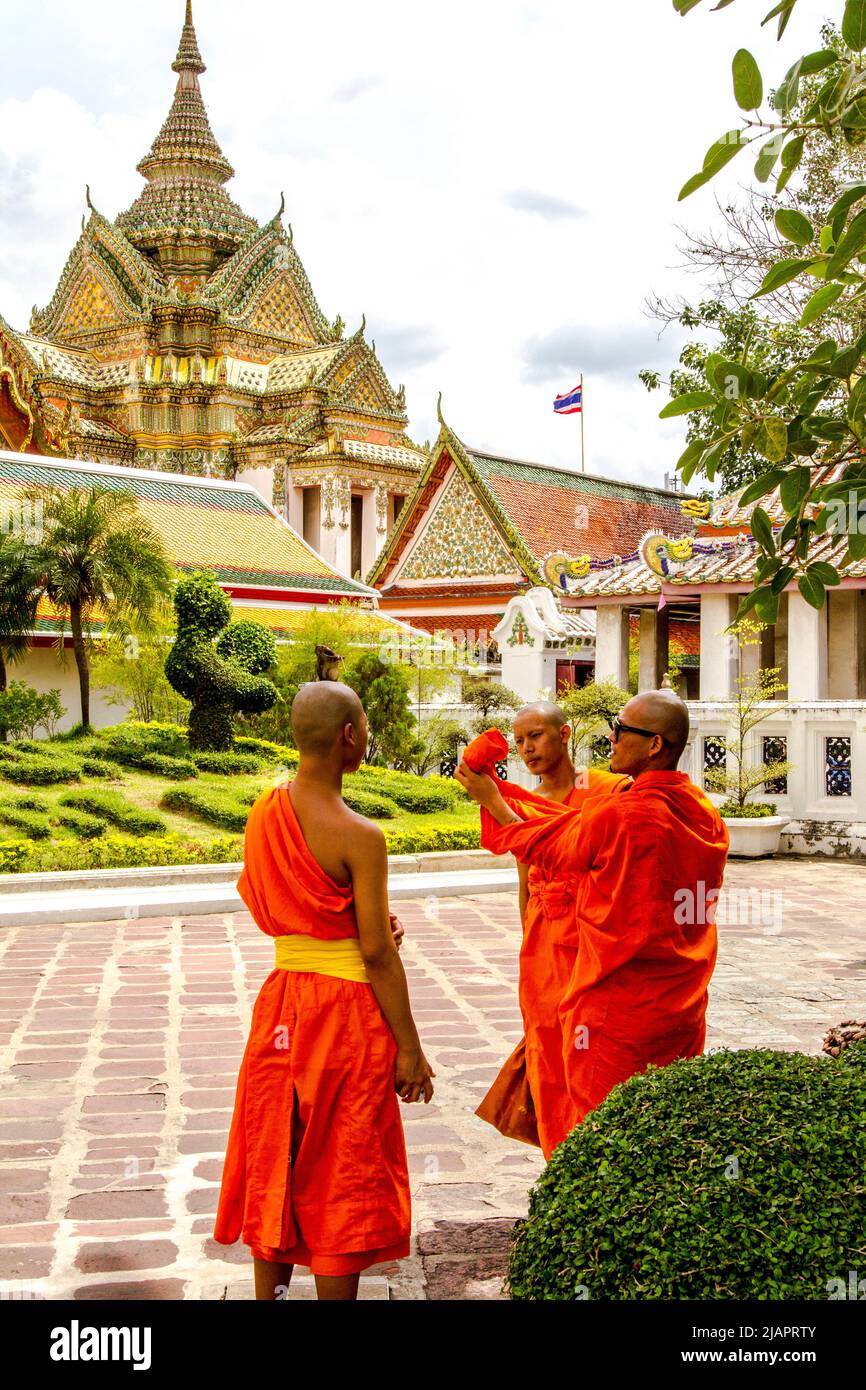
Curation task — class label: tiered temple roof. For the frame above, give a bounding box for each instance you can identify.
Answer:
[0,2,424,505]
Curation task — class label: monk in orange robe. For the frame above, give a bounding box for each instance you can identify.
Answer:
[457,691,728,1128]
[214,682,434,1302]
[473,705,629,1158]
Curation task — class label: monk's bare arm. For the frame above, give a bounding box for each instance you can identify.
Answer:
[345,820,435,1104]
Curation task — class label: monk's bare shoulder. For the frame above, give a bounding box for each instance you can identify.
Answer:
[337,800,388,859]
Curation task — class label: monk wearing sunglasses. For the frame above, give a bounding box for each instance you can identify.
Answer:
[456,690,728,1133]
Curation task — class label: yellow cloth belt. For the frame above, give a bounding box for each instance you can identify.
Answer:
[274,934,369,983]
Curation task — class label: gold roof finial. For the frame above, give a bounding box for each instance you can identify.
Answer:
[172,0,206,75]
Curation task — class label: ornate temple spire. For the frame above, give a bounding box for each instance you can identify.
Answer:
[116,0,256,270]
[172,1,206,75]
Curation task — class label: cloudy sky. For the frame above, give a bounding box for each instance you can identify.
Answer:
[0,0,817,488]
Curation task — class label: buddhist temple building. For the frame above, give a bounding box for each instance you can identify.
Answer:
[0,447,396,730]
[370,417,696,683]
[556,465,866,855]
[0,2,426,582]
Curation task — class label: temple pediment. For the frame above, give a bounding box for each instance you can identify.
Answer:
[400,467,515,581]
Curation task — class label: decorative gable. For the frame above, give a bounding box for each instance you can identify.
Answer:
[241,271,319,346]
[402,468,515,580]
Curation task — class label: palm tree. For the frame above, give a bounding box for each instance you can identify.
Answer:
[30,486,174,731]
[0,529,43,693]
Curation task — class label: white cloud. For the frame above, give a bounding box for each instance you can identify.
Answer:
[0,0,811,491]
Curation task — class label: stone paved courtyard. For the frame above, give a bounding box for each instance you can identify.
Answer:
[0,857,864,1301]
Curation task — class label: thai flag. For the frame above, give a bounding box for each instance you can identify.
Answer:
[554,383,582,415]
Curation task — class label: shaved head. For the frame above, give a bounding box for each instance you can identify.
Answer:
[625,691,690,757]
[515,701,566,730]
[609,689,690,777]
[291,681,365,757]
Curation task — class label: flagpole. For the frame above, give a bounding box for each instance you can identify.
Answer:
[580,373,585,473]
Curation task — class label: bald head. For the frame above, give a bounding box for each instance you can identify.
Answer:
[515,701,567,730]
[291,681,366,760]
[610,689,690,777]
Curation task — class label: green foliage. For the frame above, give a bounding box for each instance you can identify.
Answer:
[340,785,398,819]
[718,799,777,817]
[59,789,167,836]
[190,751,265,775]
[90,622,190,726]
[215,620,278,675]
[0,840,30,874]
[508,1044,866,1299]
[354,765,459,812]
[81,758,125,779]
[0,753,81,786]
[555,679,629,765]
[348,651,422,766]
[704,620,794,805]
[0,683,65,742]
[56,808,108,839]
[666,0,866,611]
[0,802,52,839]
[160,784,252,833]
[165,571,278,751]
[382,823,481,854]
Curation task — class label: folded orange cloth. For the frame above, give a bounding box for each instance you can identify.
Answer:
[463,729,509,775]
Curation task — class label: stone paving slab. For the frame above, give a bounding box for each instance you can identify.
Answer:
[0,857,863,1300]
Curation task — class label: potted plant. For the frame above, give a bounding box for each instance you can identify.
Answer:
[704,620,793,858]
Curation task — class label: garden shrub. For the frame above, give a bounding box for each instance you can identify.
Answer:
[81,758,124,779]
[0,840,30,873]
[191,751,265,775]
[0,755,81,786]
[233,736,299,768]
[160,785,250,833]
[10,793,50,813]
[341,786,398,819]
[88,735,196,780]
[59,789,167,836]
[57,808,108,840]
[507,1046,866,1301]
[383,824,481,854]
[164,572,278,751]
[0,803,52,839]
[355,767,458,813]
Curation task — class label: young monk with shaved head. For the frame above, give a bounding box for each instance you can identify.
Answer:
[458,689,728,1130]
[215,682,434,1301]
[478,701,629,1157]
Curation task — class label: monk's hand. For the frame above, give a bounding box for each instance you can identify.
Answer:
[455,760,499,807]
[395,1046,436,1104]
[389,912,405,951]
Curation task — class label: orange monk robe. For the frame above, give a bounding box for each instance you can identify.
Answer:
[213,786,410,1276]
[481,771,729,1126]
[463,731,630,1155]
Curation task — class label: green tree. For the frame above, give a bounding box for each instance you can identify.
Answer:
[461,674,522,736]
[704,619,793,812]
[664,0,866,623]
[29,486,174,730]
[556,679,629,765]
[347,652,422,766]
[0,529,43,694]
[90,607,191,725]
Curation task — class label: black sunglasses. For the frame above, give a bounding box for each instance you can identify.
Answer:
[610,715,673,748]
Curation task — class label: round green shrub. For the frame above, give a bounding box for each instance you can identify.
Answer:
[215,620,278,675]
[507,1046,866,1301]
[718,800,777,819]
[0,840,30,873]
[341,786,398,819]
[81,758,124,779]
[57,808,108,840]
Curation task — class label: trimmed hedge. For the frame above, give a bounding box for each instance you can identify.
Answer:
[160,786,250,833]
[0,754,81,786]
[0,840,29,873]
[88,739,197,781]
[383,824,481,854]
[81,758,124,779]
[341,786,398,819]
[354,767,458,813]
[20,832,245,873]
[507,1046,866,1301]
[192,751,265,776]
[59,789,167,837]
[0,803,52,839]
[57,808,108,840]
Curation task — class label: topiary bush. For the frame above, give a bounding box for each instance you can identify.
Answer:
[58,789,167,837]
[0,803,52,839]
[340,785,398,819]
[507,1046,866,1301]
[0,754,81,786]
[164,572,278,751]
[160,785,250,833]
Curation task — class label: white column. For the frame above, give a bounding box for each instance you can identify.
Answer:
[499,645,550,706]
[360,490,378,581]
[594,605,630,690]
[787,592,828,699]
[699,594,737,700]
[287,485,304,535]
[638,606,669,693]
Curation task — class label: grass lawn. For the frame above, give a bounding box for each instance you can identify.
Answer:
[0,723,480,875]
